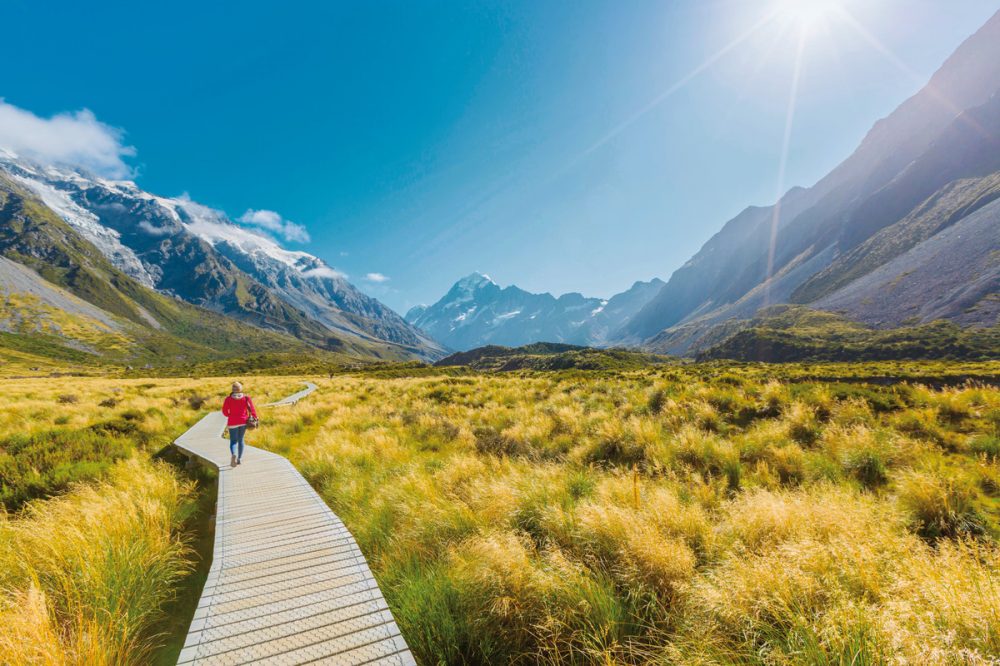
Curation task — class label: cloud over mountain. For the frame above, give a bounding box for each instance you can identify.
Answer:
[0,100,134,178]
[238,208,311,243]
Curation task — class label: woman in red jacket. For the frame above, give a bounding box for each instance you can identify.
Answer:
[222,381,257,467]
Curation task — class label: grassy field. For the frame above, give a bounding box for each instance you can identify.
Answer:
[2,364,999,664]
[0,376,303,665]
[252,364,1000,665]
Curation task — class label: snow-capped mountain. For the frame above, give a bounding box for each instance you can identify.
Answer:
[0,150,445,359]
[406,273,663,351]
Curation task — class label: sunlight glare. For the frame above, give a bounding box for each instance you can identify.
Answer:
[774,0,842,30]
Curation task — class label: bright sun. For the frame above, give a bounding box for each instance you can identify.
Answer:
[774,0,842,29]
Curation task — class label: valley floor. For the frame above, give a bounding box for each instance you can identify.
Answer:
[1,362,999,664]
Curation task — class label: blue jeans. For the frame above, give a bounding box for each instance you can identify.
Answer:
[229,425,247,460]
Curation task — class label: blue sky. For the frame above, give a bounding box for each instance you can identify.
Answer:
[1,0,997,312]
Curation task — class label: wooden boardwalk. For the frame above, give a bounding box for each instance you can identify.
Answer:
[173,383,414,665]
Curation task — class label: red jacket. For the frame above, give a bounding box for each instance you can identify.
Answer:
[222,393,257,427]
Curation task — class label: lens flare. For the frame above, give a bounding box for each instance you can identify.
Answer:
[775,0,842,30]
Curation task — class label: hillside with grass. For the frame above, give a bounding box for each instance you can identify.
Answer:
[435,342,672,372]
[696,306,1000,362]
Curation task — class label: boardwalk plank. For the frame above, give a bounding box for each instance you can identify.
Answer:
[174,383,414,665]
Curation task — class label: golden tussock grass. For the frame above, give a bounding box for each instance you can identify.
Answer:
[0,460,194,665]
[2,366,999,664]
[252,369,1000,664]
[0,375,310,664]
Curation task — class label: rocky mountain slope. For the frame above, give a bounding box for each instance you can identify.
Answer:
[0,151,445,361]
[0,173,376,368]
[621,10,1000,354]
[406,273,663,351]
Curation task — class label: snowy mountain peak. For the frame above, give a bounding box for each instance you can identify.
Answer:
[406,275,664,351]
[455,272,497,291]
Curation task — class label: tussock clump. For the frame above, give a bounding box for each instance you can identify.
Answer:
[186,395,208,410]
[676,487,909,663]
[448,532,642,663]
[584,417,663,469]
[570,480,709,592]
[646,388,667,415]
[719,485,903,553]
[762,443,807,485]
[785,401,822,445]
[822,425,908,489]
[0,459,194,665]
[898,470,985,539]
[669,426,740,488]
[474,426,529,458]
[693,401,724,432]
[120,408,146,422]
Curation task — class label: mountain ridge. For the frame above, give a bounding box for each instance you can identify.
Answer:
[406,273,663,351]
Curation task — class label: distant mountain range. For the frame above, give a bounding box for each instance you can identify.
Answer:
[0,151,445,366]
[405,273,663,351]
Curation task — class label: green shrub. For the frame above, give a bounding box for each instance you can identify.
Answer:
[0,429,133,511]
[186,395,208,410]
[844,448,890,488]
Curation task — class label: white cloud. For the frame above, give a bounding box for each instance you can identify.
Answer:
[364,272,390,283]
[302,266,346,280]
[238,208,310,243]
[138,220,173,236]
[0,100,135,178]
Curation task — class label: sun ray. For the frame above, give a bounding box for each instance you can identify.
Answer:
[715,19,793,142]
[575,10,781,162]
[764,26,808,306]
